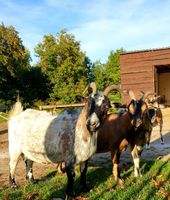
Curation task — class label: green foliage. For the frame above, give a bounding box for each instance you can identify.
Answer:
[0,160,169,199]
[93,49,124,90]
[92,48,124,102]
[18,66,50,107]
[0,22,31,104]
[35,30,93,103]
[0,23,124,106]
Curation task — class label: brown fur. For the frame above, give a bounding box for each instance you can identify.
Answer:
[97,111,133,183]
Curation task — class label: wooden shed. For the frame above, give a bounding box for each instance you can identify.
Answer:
[120,47,170,105]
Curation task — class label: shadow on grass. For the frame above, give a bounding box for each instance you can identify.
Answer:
[48,164,112,199]
[1,160,169,200]
[41,160,167,199]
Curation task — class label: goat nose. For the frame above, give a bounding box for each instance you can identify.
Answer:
[90,121,96,126]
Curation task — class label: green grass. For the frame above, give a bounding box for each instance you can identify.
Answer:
[0,160,169,200]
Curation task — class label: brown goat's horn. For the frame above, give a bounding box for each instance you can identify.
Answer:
[149,95,161,103]
[123,89,136,100]
[128,90,136,100]
[141,92,155,101]
[83,82,97,95]
[103,85,120,96]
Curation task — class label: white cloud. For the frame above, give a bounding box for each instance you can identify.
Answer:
[0,0,170,64]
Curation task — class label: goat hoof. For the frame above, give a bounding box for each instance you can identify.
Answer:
[115,177,124,185]
[118,178,124,185]
[26,176,36,184]
[30,179,37,184]
[11,183,18,190]
[80,185,89,193]
[65,191,76,200]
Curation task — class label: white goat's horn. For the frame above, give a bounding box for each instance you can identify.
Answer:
[89,82,97,94]
[82,82,97,95]
[103,85,120,96]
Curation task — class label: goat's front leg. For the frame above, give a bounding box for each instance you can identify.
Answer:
[80,160,88,192]
[65,164,75,200]
[145,131,151,149]
[131,145,142,177]
[111,150,123,184]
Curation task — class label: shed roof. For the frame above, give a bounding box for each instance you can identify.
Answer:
[121,46,170,55]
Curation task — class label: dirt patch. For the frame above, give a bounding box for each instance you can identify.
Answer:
[0,108,170,189]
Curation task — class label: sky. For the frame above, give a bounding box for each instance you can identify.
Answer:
[0,0,170,64]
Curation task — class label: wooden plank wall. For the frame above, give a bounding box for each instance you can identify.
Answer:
[120,48,170,104]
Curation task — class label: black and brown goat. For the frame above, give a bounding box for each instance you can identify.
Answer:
[96,90,150,183]
[129,92,164,178]
[140,92,163,147]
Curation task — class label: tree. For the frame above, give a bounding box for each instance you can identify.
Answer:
[104,48,124,85]
[35,30,91,103]
[0,22,31,103]
[92,48,124,102]
[18,66,49,105]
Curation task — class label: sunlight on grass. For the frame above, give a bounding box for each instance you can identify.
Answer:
[0,160,169,200]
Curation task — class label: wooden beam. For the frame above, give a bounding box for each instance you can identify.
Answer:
[39,103,85,110]
[0,112,8,120]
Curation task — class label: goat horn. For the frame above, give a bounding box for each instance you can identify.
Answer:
[141,92,156,101]
[140,90,145,95]
[103,85,120,96]
[83,82,97,95]
[149,95,161,104]
[89,82,97,94]
[128,90,136,100]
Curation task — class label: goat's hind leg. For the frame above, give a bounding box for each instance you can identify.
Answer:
[160,122,164,144]
[9,150,21,189]
[25,158,36,184]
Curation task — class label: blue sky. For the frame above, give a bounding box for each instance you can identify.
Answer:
[1,0,170,64]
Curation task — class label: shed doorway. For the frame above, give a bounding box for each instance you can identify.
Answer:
[155,65,170,106]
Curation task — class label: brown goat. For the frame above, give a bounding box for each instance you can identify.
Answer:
[96,90,149,183]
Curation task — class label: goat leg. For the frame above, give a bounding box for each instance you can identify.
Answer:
[131,145,142,177]
[25,158,36,184]
[80,160,89,192]
[111,150,124,184]
[160,122,164,144]
[65,165,75,199]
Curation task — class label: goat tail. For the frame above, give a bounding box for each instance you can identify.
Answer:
[9,98,23,119]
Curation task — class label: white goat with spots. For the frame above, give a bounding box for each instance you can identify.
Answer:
[8,83,118,199]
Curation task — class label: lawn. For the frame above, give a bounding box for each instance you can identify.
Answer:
[0,160,169,200]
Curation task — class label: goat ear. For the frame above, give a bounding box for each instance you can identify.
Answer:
[128,100,135,115]
[141,102,147,113]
